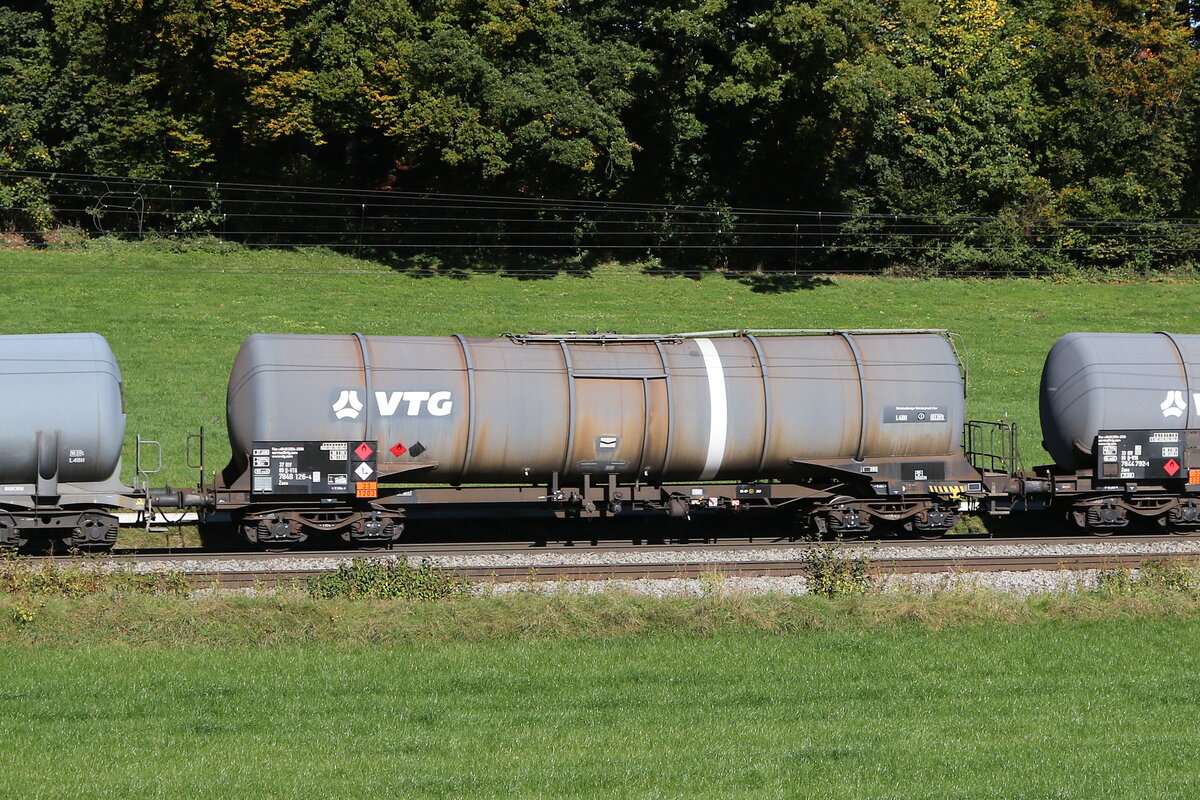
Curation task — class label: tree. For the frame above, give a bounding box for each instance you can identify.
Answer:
[824,0,1049,271]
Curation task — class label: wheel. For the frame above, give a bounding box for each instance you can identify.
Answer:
[0,513,27,550]
[1167,503,1200,535]
[243,518,303,552]
[343,515,404,547]
[1080,503,1126,536]
[62,512,118,551]
[817,497,873,541]
[903,508,956,540]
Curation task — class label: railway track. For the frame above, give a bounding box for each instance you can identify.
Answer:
[27,534,1200,590]
[74,532,1200,563]
[194,549,1199,590]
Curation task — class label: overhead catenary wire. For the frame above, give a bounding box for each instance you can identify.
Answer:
[12,169,1200,226]
[3,169,1199,272]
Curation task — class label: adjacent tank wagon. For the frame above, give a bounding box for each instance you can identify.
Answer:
[0,333,142,548]
[1036,332,1200,532]
[210,330,987,547]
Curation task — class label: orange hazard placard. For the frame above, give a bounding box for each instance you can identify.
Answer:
[356,481,378,498]
[1189,470,1200,485]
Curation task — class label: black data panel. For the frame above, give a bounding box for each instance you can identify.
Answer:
[900,461,946,481]
[1095,430,1200,482]
[251,441,378,495]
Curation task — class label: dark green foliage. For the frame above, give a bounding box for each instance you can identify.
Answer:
[306,558,470,600]
[0,0,1198,272]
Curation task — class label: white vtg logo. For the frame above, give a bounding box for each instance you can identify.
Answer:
[1159,390,1200,419]
[332,389,454,420]
[332,390,364,419]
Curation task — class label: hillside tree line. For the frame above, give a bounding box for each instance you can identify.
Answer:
[1,0,1199,272]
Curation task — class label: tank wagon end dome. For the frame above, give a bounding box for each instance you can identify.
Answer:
[1040,331,1200,470]
[0,332,126,485]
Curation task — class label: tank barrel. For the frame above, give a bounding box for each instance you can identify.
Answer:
[225,331,965,486]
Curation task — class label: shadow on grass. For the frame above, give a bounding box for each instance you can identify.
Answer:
[359,249,841,292]
[639,262,706,281]
[731,272,837,293]
[371,248,601,280]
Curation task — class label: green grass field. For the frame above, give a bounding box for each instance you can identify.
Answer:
[3,242,1198,486]
[5,616,1200,798]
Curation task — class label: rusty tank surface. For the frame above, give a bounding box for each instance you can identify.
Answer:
[223,329,966,486]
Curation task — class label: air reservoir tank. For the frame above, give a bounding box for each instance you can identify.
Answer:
[224,330,966,484]
[0,333,126,486]
[1040,332,1200,470]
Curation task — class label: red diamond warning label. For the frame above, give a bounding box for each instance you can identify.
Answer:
[390,442,407,457]
[354,442,374,460]
[1165,458,1181,477]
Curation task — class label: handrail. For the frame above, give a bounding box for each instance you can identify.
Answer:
[504,328,950,344]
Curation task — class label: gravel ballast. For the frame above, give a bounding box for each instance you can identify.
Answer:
[124,537,1200,575]
[473,569,1104,598]
[108,538,1200,597]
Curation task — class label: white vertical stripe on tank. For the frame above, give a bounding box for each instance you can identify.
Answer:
[696,338,727,481]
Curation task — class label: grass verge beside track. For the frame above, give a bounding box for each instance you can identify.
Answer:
[4,590,1200,644]
[3,600,1200,798]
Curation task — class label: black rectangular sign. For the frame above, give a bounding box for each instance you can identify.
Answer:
[1095,430,1200,482]
[251,441,378,495]
[901,461,946,482]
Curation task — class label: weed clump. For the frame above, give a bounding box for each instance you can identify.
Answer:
[306,558,470,601]
[803,546,874,598]
[0,552,188,596]
[1097,559,1200,595]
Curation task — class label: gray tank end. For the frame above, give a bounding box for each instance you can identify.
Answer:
[1040,332,1200,470]
[0,333,126,489]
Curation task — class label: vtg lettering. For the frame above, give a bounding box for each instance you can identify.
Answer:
[375,390,453,416]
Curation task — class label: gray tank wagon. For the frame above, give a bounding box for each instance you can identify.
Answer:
[211,330,991,547]
[1035,332,1200,531]
[0,333,142,548]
